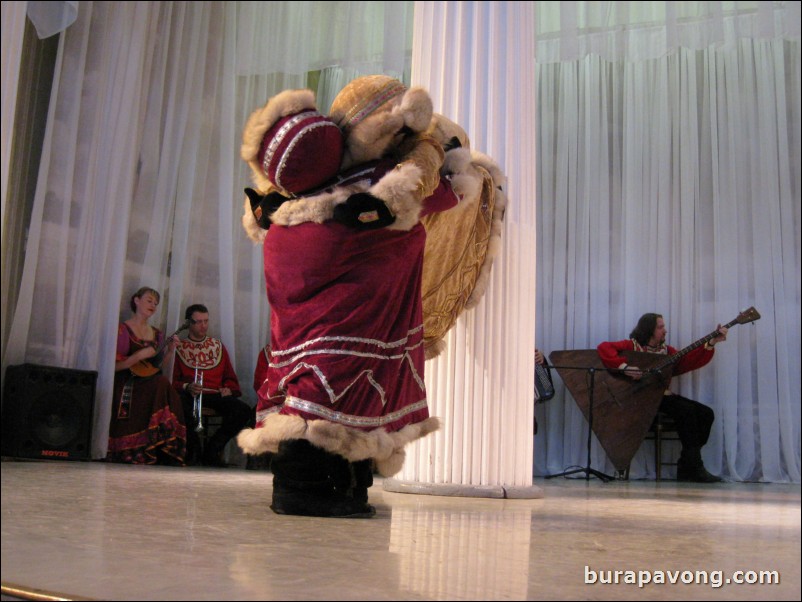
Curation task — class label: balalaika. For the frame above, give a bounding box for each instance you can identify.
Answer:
[129,320,190,378]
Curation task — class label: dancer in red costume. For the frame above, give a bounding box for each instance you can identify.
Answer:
[237,78,483,517]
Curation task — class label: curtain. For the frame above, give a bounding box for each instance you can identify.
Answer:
[1,1,29,259]
[535,5,801,482]
[26,0,79,39]
[536,1,801,64]
[1,1,414,459]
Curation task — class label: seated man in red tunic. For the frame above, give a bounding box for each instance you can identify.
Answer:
[597,312,728,482]
[172,304,253,466]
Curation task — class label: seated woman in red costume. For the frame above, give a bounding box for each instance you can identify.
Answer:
[106,286,187,465]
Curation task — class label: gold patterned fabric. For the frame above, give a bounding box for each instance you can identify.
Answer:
[418,113,506,358]
[421,166,497,356]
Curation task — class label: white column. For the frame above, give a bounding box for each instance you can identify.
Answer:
[385,1,540,498]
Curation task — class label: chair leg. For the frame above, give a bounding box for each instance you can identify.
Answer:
[654,424,663,481]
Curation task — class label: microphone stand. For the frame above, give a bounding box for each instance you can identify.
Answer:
[544,364,617,482]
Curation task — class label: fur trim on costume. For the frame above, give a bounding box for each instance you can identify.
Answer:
[370,163,425,231]
[241,89,317,191]
[242,195,267,244]
[427,113,471,151]
[241,162,426,234]
[397,87,434,133]
[237,414,440,477]
[340,86,435,170]
[270,186,353,227]
[442,148,483,208]
[470,151,507,189]
[341,109,405,170]
[442,146,473,177]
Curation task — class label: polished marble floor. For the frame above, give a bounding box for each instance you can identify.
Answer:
[1,459,800,601]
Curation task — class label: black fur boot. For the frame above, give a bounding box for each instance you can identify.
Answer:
[270,439,376,518]
[329,457,374,505]
[351,459,374,505]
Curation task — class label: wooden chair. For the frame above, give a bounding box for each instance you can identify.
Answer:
[624,411,681,480]
[644,411,681,480]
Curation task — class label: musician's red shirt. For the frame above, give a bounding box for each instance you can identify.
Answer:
[597,338,715,379]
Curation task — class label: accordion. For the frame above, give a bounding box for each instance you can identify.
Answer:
[535,361,555,402]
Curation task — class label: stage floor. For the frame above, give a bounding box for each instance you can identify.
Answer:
[1,460,800,601]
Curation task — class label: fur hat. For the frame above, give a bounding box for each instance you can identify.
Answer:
[241,89,343,195]
[329,75,434,169]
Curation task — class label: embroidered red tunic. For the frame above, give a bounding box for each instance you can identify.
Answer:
[172,336,242,397]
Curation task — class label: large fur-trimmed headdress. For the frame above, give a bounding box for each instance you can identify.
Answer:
[330,75,434,169]
[241,89,343,195]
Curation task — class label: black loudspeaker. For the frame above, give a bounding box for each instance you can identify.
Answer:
[2,364,97,460]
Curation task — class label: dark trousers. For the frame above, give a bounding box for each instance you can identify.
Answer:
[659,393,715,451]
[180,392,254,463]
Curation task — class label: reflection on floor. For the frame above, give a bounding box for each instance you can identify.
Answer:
[1,459,800,601]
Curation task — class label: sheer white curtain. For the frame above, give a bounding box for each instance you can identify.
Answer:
[235,1,413,112]
[2,1,414,459]
[0,1,27,243]
[26,0,79,39]
[535,2,801,482]
[536,1,801,63]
